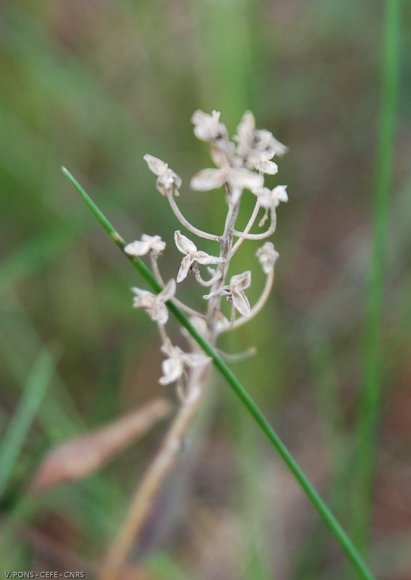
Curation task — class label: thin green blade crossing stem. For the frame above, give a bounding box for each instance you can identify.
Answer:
[63,167,374,579]
[354,0,401,553]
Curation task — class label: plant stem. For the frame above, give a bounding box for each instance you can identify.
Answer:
[63,167,374,579]
[353,0,401,555]
[207,196,240,330]
[230,199,260,256]
[166,191,221,242]
[233,208,276,240]
[102,193,243,576]
[101,363,210,579]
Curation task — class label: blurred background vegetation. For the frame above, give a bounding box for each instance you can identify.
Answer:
[0,1,410,578]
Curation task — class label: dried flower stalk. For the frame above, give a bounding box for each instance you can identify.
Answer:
[101,110,288,579]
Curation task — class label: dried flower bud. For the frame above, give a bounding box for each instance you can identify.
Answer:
[125,234,166,257]
[144,154,182,196]
[257,242,279,274]
[192,110,228,144]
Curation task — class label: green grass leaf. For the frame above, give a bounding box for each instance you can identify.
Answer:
[354,0,401,553]
[0,349,58,497]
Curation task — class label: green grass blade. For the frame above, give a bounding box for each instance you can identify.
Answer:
[0,349,58,497]
[354,0,401,552]
[63,167,374,579]
[62,167,163,292]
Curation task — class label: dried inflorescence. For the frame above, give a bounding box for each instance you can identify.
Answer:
[130,110,288,393]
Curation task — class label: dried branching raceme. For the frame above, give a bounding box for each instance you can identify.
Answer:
[130,109,287,385]
[103,110,288,576]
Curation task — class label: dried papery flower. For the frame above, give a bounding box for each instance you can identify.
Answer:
[257,242,279,274]
[125,234,166,257]
[191,166,263,203]
[174,230,223,283]
[204,271,252,318]
[235,111,288,170]
[159,340,209,385]
[132,279,175,325]
[143,154,182,196]
[227,271,252,317]
[254,185,288,209]
[192,110,229,144]
[254,152,279,176]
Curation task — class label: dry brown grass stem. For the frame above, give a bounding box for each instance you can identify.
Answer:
[100,362,211,579]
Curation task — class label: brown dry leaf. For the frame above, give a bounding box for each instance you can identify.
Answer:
[30,398,172,493]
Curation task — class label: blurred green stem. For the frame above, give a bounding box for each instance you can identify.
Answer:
[64,168,374,579]
[0,349,58,497]
[353,0,401,554]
